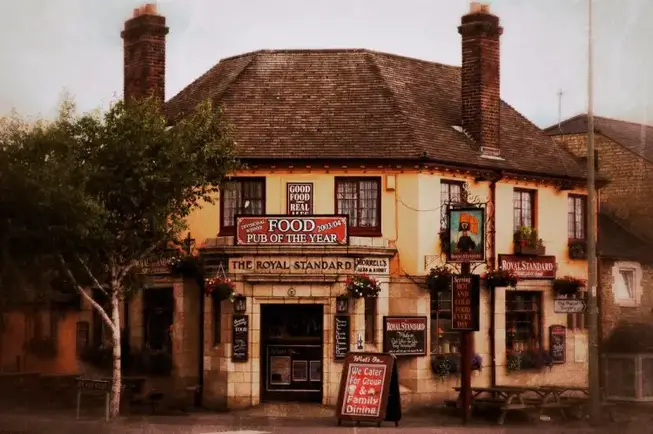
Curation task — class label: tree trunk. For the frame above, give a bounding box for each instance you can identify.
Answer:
[110,292,122,418]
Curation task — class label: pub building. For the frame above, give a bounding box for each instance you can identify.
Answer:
[114,3,598,410]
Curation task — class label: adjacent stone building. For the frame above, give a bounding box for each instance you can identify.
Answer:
[547,115,653,401]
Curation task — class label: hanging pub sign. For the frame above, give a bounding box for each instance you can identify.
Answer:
[447,207,486,263]
[286,182,314,215]
[451,274,480,331]
[382,316,427,356]
[498,254,557,279]
[335,352,402,427]
[235,215,349,246]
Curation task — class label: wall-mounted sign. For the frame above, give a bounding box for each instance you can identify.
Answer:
[447,207,486,263]
[230,257,355,274]
[334,315,350,360]
[231,315,249,362]
[382,316,427,356]
[549,324,566,364]
[287,182,314,215]
[335,352,402,427]
[498,254,557,279]
[235,215,348,246]
[451,275,480,331]
[355,258,390,275]
[553,298,586,314]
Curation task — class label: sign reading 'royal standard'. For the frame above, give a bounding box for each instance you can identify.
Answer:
[498,255,557,279]
[235,215,348,246]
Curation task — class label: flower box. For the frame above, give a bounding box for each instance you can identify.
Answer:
[482,268,519,289]
[568,239,588,260]
[345,274,381,298]
[552,276,585,296]
[514,226,545,256]
[430,353,482,378]
[506,348,552,371]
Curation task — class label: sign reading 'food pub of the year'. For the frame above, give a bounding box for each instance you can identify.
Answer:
[451,274,480,331]
[287,182,314,215]
[335,352,402,427]
[382,316,427,356]
[235,216,348,246]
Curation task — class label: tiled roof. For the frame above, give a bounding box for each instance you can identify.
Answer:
[598,212,653,263]
[545,114,653,163]
[165,49,587,179]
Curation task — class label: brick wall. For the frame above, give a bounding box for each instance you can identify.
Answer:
[599,258,653,339]
[551,133,653,241]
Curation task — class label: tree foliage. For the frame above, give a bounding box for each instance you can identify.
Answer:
[0,96,240,415]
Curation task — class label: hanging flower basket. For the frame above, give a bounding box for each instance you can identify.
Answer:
[430,353,482,378]
[426,265,452,293]
[345,274,381,299]
[205,277,236,301]
[552,276,585,296]
[506,348,553,371]
[482,268,518,289]
[568,239,587,260]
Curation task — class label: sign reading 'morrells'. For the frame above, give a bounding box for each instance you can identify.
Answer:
[498,254,557,279]
[235,216,348,245]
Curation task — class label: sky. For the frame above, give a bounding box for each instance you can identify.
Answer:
[0,0,650,128]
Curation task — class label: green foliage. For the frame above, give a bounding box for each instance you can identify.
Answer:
[0,96,240,300]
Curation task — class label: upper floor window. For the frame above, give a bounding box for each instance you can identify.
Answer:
[220,178,265,233]
[568,195,587,240]
[612,261,642,307]
[440,180,464,230]
[513,189,535,232]
[335,177,381,236]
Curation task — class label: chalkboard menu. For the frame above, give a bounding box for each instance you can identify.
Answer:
[549,324,566,364]
[334,315,350,360]
[335,352,401,427]
[382,316,427,356]
[232,315,249,362]
[451,274,480,331]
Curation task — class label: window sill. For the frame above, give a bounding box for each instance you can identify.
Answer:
[349,229,382,238]
[615,300,640,308]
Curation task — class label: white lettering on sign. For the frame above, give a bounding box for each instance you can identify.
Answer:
[355,258,389,275]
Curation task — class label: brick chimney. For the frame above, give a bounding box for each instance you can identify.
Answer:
[121,4,169,103]
[458,2,503,158]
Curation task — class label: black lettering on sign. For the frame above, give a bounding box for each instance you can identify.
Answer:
[382,316,427,356]
[232,315,249,362]
[549,324,566,364]
[334,315,350,360]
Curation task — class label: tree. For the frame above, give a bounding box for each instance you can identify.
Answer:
[0,97,240,417]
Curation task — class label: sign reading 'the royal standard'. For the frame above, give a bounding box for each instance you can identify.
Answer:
[235,215,348,246]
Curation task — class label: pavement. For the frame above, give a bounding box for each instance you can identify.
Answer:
[0,402,650,434]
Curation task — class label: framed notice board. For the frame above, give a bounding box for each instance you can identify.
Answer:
[382,316,427,356]
[549,324,566,364]
[335,352,401,427]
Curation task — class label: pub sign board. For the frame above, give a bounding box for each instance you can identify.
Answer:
[382,316,427,356]
[447,207,486,263]
[235,215,349,246]
[549,324,566,364]
[286,182,314,215]
[232,315,249,362]
[335,352,401,427]
[498,254,557,279]
[451,274,480,331]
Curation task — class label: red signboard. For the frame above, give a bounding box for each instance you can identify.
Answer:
[235,215,348,246]
[498,255,557,279]
[335,352,401,426]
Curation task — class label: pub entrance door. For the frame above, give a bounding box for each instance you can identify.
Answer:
[260,304,323,402]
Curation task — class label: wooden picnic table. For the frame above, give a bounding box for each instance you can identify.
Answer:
[453,386,540,424]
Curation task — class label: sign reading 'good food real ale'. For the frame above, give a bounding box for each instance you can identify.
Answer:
[235,215,348,245]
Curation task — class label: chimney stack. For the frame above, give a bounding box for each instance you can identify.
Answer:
[458,2,503,157]
[121,4,169,104]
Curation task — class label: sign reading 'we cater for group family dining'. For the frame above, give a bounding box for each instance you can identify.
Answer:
[235,215,348,245]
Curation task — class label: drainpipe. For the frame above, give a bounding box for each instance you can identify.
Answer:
[488,176,499,388]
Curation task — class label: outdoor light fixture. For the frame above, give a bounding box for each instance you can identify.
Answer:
[335,295,349,314]
[233,294,247,314]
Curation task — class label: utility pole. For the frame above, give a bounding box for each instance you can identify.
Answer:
[586,0,601,425]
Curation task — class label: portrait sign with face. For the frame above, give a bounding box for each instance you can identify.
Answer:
[447,207,486,263]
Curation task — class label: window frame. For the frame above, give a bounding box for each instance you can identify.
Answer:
[612,261,642,307]
[219,177,267,235]
[513,188,537,233]
[505,291,543,353]
[440,180,465,231]
[567,194,587,241]
[430,290,461,355]
[334,177,382,237]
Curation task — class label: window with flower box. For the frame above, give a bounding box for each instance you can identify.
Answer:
[567,195,586,240]
[505,291,542,353]
[513,189,536,232]
[430,290,460,355]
